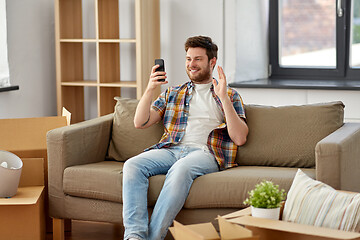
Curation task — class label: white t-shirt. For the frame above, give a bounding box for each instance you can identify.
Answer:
[180,82,223,149]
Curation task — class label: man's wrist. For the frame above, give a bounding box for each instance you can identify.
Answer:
[219,94,230,103]
[144,87,156,96]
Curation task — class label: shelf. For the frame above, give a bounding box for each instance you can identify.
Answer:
[60,81,137,88]
[55,0,160,123]
[0,85,19,92]
[100,39,136,43]
[100,81,137,87]
[60,39,97,43]
[61,81,98,87]
[59,39,136,43]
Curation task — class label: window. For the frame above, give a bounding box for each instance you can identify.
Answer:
[269,0,360,80]
[0,0,10,87]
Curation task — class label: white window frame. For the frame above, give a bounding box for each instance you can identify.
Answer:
[0,0,10,88]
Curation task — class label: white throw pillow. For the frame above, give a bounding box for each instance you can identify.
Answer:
[283,169,360,232]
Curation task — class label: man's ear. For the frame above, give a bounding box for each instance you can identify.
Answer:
[210,57,217,69]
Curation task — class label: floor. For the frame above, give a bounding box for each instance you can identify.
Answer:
[45,220,175,240]
[46,220,124,240]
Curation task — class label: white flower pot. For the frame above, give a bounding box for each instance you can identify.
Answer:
[251,206,280,220]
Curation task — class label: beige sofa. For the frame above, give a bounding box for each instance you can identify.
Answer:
[47,99,360,239]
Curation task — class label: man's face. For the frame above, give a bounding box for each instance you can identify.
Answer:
[185,47,215,84]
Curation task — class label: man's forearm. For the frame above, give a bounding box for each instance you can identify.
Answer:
[220,96,248,146]
[134,88,156,128]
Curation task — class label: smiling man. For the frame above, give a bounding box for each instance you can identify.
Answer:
[122,36,248,240]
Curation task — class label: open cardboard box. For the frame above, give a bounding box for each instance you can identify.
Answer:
[170,216,259,240]
[0,158,45,240]
[0,114,68,187]
[222,206,360,240]
[0,114,69,161]
[0,114,69,177]
[0,111,70,232]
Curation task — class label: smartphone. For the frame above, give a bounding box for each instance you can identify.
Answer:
[155,59,165,82]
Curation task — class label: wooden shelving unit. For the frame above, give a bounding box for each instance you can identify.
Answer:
[55,0,160,123]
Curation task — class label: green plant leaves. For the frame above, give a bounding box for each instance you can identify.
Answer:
[243,180,286,209]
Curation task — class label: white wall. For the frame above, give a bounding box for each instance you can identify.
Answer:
[160,0,224,88]
[0,0,223,119]
[1,0,359,122]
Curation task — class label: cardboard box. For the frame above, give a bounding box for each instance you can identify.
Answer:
[0,186,45,240]
[0,158,45,240]
[0,116,68,182]
[223,207,360,240]
[0,116,68,232]
[0,116,68,165]
[170,216,259,240]
[19,158,46,187]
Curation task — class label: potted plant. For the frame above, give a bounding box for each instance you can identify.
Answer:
[243,180,286,220]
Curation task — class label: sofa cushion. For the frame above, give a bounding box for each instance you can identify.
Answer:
[236,101,344,168]
[63,161,124,203]
[63,160,165,206]
[184,166,315,209]
[108,97,164,162]
[283,169,360,232]
[63,161,315,209]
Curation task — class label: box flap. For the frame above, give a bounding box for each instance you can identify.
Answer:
[229,216,360,239]
[169,227,176,238]
[0,116,67,152]
[221,207,251,220]
[172,220,220,240]
[0,186,44,205]
[62,107,71,126]
[218,216,254,239]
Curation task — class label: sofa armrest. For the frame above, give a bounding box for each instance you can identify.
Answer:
[46,113,113,218]
[315,122,360,192]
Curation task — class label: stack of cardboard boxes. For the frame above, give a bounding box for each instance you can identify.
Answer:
[0,115,68,240]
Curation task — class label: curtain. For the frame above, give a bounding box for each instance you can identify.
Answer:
[224,0,269,83]
[0,0,10,87]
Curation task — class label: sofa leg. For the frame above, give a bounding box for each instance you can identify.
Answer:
[53,218,65,240]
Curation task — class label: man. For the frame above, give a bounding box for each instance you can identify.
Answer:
[122,36,248,240]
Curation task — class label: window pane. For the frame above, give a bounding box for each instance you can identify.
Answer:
[350,0,360,68]
[279,0,336,68]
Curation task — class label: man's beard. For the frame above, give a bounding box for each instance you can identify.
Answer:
[186,64,212,84]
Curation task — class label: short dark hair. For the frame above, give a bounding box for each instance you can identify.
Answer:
[184,36,218,61]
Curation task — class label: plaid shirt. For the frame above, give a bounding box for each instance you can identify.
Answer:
[148,81,246,170]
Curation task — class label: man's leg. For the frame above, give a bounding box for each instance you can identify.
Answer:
[122,149,177,240]
[148,146,219,240]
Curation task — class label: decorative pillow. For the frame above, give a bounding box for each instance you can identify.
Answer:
[236,101,344,168]
[107,97,164,162]
[282,169,360,232]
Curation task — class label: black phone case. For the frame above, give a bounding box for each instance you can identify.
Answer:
[155,59,165,81]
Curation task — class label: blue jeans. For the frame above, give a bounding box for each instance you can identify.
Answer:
[122,144,219,240]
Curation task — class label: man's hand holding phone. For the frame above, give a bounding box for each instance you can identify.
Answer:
[147,59,167,90]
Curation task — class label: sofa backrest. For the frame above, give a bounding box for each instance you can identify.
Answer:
[108,98,344,169]
[236,101,344,168]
